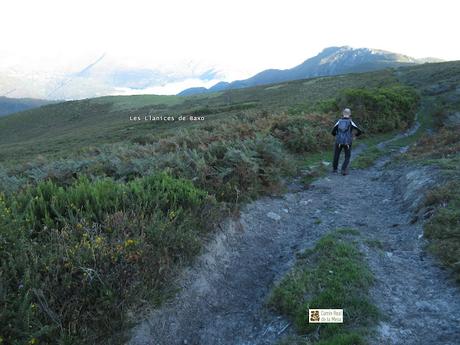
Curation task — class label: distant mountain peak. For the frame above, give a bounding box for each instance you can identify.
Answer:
[178,46,441,96]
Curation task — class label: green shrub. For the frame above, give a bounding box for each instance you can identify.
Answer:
[0,174,217,345]
[13,173,207,231]
[0,165,25,194]
[408,126,460,159]
[334,86,419,133]
[152,133,293,203]
[271,115,332,154]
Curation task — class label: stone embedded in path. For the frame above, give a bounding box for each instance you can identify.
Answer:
[266,212,281,221]
[415,301,435,312]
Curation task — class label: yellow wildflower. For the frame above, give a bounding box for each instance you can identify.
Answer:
[95,236,104,246]
[124,239,136,247]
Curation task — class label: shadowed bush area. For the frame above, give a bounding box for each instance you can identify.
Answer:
[271,114,332,154]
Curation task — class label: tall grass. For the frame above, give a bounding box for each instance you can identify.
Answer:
[0,173,218,345]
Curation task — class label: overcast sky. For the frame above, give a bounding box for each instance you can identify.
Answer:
[1,0,459,98]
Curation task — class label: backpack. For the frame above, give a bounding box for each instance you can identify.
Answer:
[335,119,352,145]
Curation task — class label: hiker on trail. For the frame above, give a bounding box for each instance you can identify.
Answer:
[331,108,363,175]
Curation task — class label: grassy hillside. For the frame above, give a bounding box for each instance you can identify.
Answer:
[0,69,399,164]
[0,61,458,345]
[1,62,458,166]
[0,96,54,117]
[90,94,184,110]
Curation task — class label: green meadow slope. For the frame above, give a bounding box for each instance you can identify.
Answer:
[0,68,401,164]
[2,61,458,166]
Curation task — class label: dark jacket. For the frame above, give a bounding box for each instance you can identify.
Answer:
[331,117,363,145]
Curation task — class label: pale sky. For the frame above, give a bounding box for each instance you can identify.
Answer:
[1,0,459,99]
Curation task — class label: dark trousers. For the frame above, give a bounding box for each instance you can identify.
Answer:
[333,143,352,172]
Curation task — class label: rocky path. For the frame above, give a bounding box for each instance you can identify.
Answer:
[129,131,460,345]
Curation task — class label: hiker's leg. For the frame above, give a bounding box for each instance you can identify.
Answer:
[341,144,352,172]
[332,144,341,171]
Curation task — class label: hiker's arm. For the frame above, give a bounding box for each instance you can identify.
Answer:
[351,120,364,136]
[331,122,339,136]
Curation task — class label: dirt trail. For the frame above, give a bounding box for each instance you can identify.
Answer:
[129,126,460,345]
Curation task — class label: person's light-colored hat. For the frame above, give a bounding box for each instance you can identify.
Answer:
[342,108,351,118]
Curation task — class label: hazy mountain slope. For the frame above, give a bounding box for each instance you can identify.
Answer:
[0,55,223,100]
[179,46,441,95]
[0,96,54,117]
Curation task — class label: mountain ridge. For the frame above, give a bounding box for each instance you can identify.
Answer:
[178,46,442,96]
[0,96,55,117]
